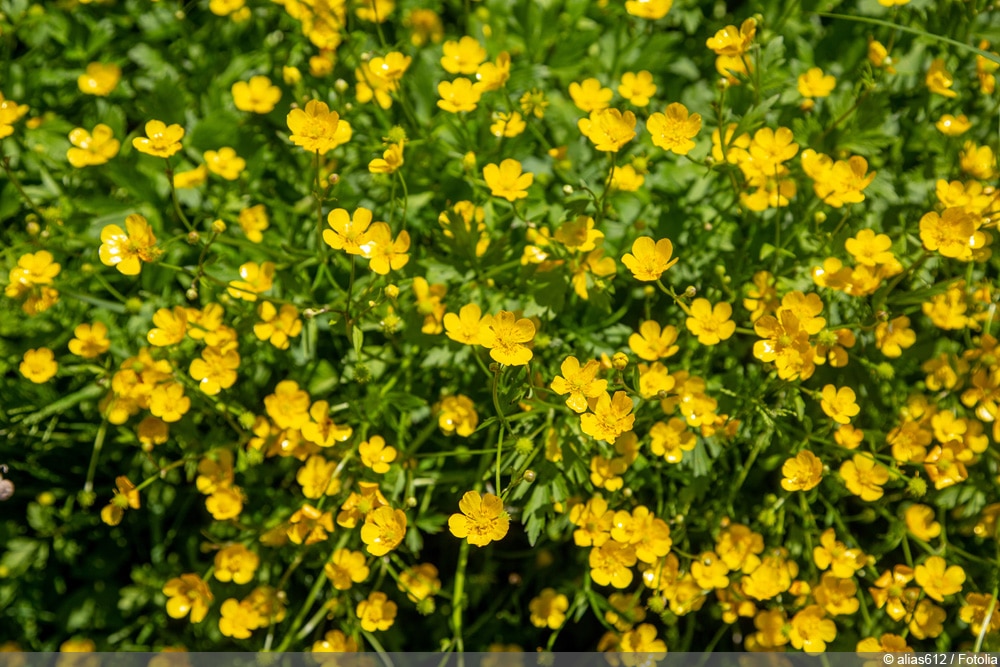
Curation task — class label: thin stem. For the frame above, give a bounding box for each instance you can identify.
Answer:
[0,155,48,221]
[450,538,470,653]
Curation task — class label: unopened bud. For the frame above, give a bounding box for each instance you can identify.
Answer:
[814,211,827,224]
[187,231,200,244]
[523,469,536,483]
[514,438,533,456]
[683,286,697,298]
[211,219,226,234]
[875,362,894,380]
[405,496,417,508]
[334,78,349,93]
[328,173,339,186]
[385,284,399,300]
[562,184,574,195]
[238,412,256,430]
[647,597,666,614]
[26,221,40,236]
[612,352,628,370]
[186,287,199,301]
[125,297,143,314]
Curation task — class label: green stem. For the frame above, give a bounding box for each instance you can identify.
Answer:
[450,538,470,653]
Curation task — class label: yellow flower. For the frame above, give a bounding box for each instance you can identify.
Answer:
[286,100,343,154]
[551,356,608,413]
[706,18,756,56]
[0,93,29,138]
[204,147,246,180]
[578,108,637,152]
[312,629,358,653]
[231,76,281,114]
[173,164,208,188]
[480,310,535,366]
[935,114,971,136]
[629,321,679,361]
[398,563,441,602]
[162,573,213,623]
[625,0,672,19]
[209,0,244,16]
[227,261,275,301]
[620,623,667,652]
[839,454,890,501]
[569,78,613,113]
[483,159,533,201]
[132,120,184,158]
[296,455,340,499]
[648,418,695,463]
[589,540,637,588]
[618,70,657,106]
[369,141,404,174]
[820,384,860,424]
[360,505,407,556]
[914,556,965,602]
[490,111,525,138]
[441,36,486,74]
[781,450,823,492]
[99,213,159,276]
[959,141,997,179]
[610,164,645,191]
[218,598,262,639]
[264,380,311,430]
[67,124,120,167]
[405,9,443,47]
[324,207,374,255]
[66,322,110,359]
[100,475,140,526]
[78,62,121,96]
[206,486,244,521]
[647,103,701,155]
[797,67,836,98]
[324,548,370,590]
[355,0,394,23]
[443,303,492,345]
[436,395,479,436]
[621,236,678,281]
[960,593,1000,636]
[474,52,510,93]
[448,491,509,547]
[358,222,410,275]
[788,605,836,653]
[287,503,334,545]
[189,346,240,395]
[356,592,397,632]
[685,299,736,345]
[529,589,569,629]
[437,78,481,113]
[214,545,259,585]
[904,504,941,541]
[20,348,58,383]
[875,316,916,358]
[238,204,269,243]
[359,435,397,473]
[926,58,958,98]
[519,88,549,118]
[919,207,985,261]
[254,302,302,350]
[581,391,636,443]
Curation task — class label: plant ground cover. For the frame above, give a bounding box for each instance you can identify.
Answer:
[1,0,999,654]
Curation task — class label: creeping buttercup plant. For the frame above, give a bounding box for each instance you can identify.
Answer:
[1,0,1000,654]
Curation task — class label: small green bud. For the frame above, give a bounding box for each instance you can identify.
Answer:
[125,297,143,314]
[514,438,534,456]
[416,597,435,615]
[78,490,97,508]
[907,475,928,498]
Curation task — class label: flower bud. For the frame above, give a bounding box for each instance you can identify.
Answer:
[514,438,533,456]
[522,469,536,483]
[684,286,697,298]
[211,219,227,234]
[907,475,928,498]
[334,78,349,93]
[814,211,827,224]
[647,597,666,614]
[186,287,199,301]
[612,352,628,370]
[125,297,143,314]
[187,231,200,244]
[78,490,96,508]
[328,173,340,186]
[385,284,399,300]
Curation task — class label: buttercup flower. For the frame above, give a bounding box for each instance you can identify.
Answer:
[100,475,140,526]
[286,100,343,154]
[67,125,120,167]
[356,592,397,632]
[618,70,657,106]
[551,356,608,413]
[78,62,121,96]
[781,450,823,492]
[622,237,678,281]
[132,120,184,158]
[647,103,701,155]
[480,311,535,366]
[448,491,509,547]
[569,78,613,113]
[360,506,407,556]
[324,548,370,590]
[685,299,736,345]
[20,348,58,383]
[529,589,569,629]
[914,556,965,602]
[231,76,281,114]
[840,454,890,501]
[214,545,259,585]
[820,385,860,424]
[162,573,213,623]
[926,58,957,98]
[578,109,637,152]
[624,0,672,20]
[437,78,481,113]
[483,159,533,201]
[204,147,246,180]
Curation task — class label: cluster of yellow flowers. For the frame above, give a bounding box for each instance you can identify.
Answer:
[5,0,1000,654]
